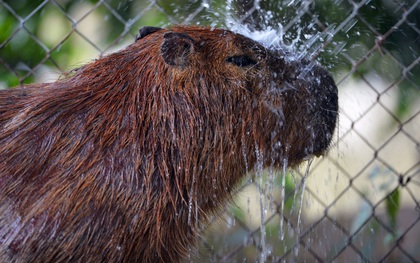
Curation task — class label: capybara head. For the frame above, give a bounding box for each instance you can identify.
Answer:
[0,25,338,262]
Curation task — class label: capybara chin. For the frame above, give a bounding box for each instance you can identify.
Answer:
[0,25,338,262]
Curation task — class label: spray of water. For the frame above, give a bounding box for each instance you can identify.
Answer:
[279,157,288,241]
[294,158,313,256]
[254,143,269,262]
[198,2,333,261]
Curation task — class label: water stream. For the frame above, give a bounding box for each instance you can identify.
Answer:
[196,1,332,261]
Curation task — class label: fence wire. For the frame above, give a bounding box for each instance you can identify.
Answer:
[1,0,419,262]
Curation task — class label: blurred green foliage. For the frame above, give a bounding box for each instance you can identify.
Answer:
[385,187,400,233]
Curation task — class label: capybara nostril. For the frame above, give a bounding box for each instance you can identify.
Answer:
[0,25,338,262]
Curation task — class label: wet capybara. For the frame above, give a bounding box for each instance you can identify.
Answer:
[0,25,338,262]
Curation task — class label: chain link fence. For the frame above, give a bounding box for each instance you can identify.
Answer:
[1,0,419,262]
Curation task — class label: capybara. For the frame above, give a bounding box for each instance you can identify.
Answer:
[0,25,338,262]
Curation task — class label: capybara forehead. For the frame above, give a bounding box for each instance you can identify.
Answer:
[164,25,267,55]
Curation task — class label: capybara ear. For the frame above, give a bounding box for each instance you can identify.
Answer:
[161,32,195,67]
[135,26,163,41]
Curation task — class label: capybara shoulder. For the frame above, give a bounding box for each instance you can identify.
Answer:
[0,25,338,262]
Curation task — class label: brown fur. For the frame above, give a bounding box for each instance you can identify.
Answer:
[0,25,338,262]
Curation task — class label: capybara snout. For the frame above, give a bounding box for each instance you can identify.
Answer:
[0,25,337,262]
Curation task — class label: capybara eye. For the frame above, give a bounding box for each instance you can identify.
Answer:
[226,55,257,67]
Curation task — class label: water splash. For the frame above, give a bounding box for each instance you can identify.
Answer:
[220,2,334,69]
[279,157,288,241]
[187,185,194,226]
[254,143,269,262]
[208,2,333,261]
[241,131,249,174]
[227,20,285,50]
[294,158,313,257]
[188,173,197,227]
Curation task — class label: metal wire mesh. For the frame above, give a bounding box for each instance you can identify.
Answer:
[1,0,419,262]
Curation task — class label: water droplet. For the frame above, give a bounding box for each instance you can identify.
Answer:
[279,158,288,241]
